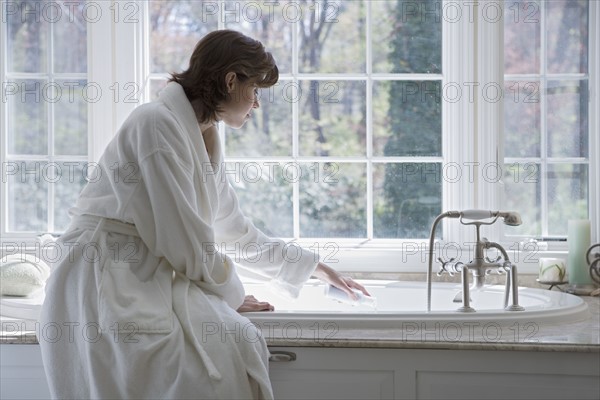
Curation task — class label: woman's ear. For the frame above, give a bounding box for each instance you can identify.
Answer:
[225,72,237,93]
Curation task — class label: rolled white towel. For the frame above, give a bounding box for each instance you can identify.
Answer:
[0,254,51,297]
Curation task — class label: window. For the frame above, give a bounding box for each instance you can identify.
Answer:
[1,1,89,237]
[144,0,444,241]
[503,0,591,241]
[1,0,597,273]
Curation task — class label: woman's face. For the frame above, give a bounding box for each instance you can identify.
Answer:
[218,73,260,129]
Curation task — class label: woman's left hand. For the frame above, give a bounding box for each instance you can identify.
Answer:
[237,295,275,313]
[312,262,370,300]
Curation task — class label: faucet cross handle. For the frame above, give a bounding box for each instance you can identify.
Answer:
[437,257,461,277]
[484,255,505,275]
[485,255,502,264]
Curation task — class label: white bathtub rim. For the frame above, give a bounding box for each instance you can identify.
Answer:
[243,280,591,329]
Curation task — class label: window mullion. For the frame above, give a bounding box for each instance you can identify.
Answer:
[291,12,300,239]
[444,0,478,244]
[216,0,227,148]
[539,77,548,238]
[87,1,116,162]
[1,14,6,241]
[48,8,55,233]
[366,0,373,240]
[590,0,600,243]
[540,0,548,238]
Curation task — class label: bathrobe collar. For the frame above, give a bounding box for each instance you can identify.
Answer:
[159,82,200,137]
[158,82,225,166]
[158,82,224,222]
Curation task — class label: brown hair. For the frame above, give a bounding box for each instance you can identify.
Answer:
[169,30,279,123]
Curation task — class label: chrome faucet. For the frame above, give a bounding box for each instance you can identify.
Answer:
[426,210,525,313]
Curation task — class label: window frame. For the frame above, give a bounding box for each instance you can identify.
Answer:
[478,0,599,260]
[2,0,597,275]
[133,0,475,272]
[0,1,138,247]
[0,2,89,243]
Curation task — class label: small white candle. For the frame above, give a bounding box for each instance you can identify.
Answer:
[538,258,566,282]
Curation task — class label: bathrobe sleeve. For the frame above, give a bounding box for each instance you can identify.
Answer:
[128,148,245,309]
[213,179,319,298]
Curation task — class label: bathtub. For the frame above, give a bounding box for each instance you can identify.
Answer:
[243,280,590,329]
[1,280,590,333]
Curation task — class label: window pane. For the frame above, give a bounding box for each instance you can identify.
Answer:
[53,162,88,232]
[373,162,441,239]
[547,164,588,236]
[372,0,442,74]
[504,0,540,74]
[3,2,89,235]
[224,0,293,74]
[7,80,48,155]
[299,80,366,157]
[299,1,366,73]
[149,0,218,73]
[371,0,395,73]
[547,0,588,74]
[504,0,590,240]
[229,162,293,238]
[504,80,540,158]
[299,163,366,238]
[6,7,49,72]
[503,162,541,237]
[7,161,48,232]
[225,85,292,157]
[55,80,88,156]
[374,80,441,157]
[547,80,588,158]
[372,80,390,156]
[53,2,87,73]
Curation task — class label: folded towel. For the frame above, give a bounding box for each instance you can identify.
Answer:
[0,254,51,297]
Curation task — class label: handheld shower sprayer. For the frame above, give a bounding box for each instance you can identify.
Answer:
[496,211,522,226]
[457,210,523,226]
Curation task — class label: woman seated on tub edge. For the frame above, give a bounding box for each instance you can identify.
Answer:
[38,29,369,400]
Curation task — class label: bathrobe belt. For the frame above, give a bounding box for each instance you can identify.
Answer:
[67,214,225,381]
[69,215,140,240]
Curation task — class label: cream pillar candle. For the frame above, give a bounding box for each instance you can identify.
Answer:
[567,220,593,286]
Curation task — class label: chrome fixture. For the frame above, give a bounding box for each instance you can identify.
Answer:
[426,210,525,313]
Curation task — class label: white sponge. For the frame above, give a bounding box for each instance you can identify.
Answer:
[0,254,51,297]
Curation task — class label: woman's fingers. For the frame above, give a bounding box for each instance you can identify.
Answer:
[313,262,371,299]
[344,278,371,297]
[237,295,274,313]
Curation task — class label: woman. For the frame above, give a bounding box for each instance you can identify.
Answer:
[39,30,367,399]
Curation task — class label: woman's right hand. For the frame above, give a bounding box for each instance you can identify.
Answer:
[312,262,370,300]
[237,295,274,313]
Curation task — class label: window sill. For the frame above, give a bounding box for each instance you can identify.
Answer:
[0,237,572,275]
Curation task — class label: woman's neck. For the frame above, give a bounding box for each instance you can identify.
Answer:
[199,121,216,134]
[190,99,217,134]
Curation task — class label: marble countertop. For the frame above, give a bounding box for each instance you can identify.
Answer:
[2,297,598,353]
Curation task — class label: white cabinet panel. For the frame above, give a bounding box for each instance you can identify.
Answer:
[269,347,395,400]
[416,371,600,400]
[271,369,394,400]
[0,345,50,400]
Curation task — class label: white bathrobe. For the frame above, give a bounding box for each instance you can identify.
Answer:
[38,82,318,399]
